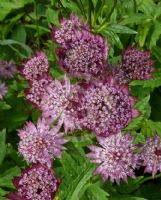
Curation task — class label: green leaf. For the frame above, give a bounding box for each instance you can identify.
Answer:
[46,8,60,26]
[111,196,147,200]
[0,166,20,188]
[0,101,11,110]
[87,182,109,200]
[108,24,137,34]
[116,176,144,194]
[66,165,95,200]
[0,39,33,57]
[152,46,161,63]
[124,116,144,131]
[149,21,161,49]
[141,119,161,137]
[11,26,27,44]
[60,152,79,182]
[138,23,151,47]
[134,95,150,115]
[136,0,156,16]
[133,133,146,144]
[0,0,33,21]
[120,14,147,25]
[106,30,123,49]
[130,78,161,88]
[0,188,8,196]
[0,129,6,165]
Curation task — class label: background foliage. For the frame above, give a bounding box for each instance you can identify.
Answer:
[0,0,161,199]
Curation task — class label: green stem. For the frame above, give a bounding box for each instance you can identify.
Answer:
[79,0,87,19]
[93,0,105,27]
[88,0,93,26]
[138,173,161,185]
[34,0,40,50]
[96,0,117,32]
[133,0,137,13]
[106,0,117,21]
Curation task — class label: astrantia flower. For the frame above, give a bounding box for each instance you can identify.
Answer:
[40,76,80,132]
[140,135,161,176]
[0,60,17,78]
[20,52,49,81]
[57,30,109,77]
[0,81,7,99]
[87,133,139,184]
[120,46,154,83]
[7,163,61,200]
[77,79,139,137]
[105,64,127,85]
[18,118,66,167]
[51,14,89,46]
[25,75,52,108]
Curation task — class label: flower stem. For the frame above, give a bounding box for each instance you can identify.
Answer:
[138,173,161,185]
[34,0,40,50]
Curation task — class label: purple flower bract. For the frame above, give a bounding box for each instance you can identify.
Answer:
[18,118,66,167]
[87,133,139,184]
[77,78,139,137]
[7,163,61,200]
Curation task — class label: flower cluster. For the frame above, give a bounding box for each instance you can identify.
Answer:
[77,79,139,137]
[140,135,161,176]
[121,47,154,82]
[106,47,154,84]
[0,80,8,99]
[11,14,158,192]
[0,60,17,78]
[18,118,66,167]
[20,51,49,81]
[7,163,60,200]
[51,14,90,46]
[87,133,139,184]
[57,31,108,77]
[40,76,81,132]
[52,14,108,78]
[0,60,17,99]
[20,52,51,108]
[25,75,52,108]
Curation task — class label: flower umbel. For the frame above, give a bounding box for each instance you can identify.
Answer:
[40,75,80,132]
[0,60,17,78]
[0,81,8,99]
[87,133,139,184]
[7,163,61,200]
[51,14,89,46]
[57,31,108,78]
[25,75,52,108]
[20,52,49,81]
[121,47,154,83]
[140,135,161,176]
[77,79,139,137]
[18,118,66,167]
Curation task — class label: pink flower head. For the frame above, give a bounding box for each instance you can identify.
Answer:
[105,64,127,85]
[20,52,49,81]
[140,135,161,176]
[57,30,109,78]
[25,75,52,108]
[121,47,155,83]
[18,118,66,167]
[0,60,17,78]
[51,14,89,46]
[0,80,8,99]
[6,163,61,200]
[87,132,139,184]
[77,78,139,137]
[40,75,81,132]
